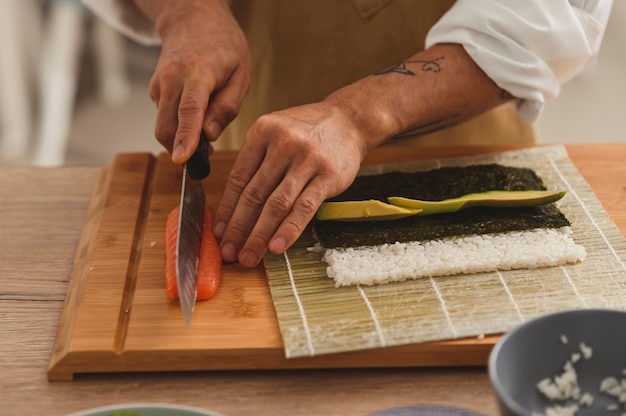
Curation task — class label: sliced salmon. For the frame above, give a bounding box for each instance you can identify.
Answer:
[165,205,222,300]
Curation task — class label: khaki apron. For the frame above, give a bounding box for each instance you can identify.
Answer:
[217,0,535,150]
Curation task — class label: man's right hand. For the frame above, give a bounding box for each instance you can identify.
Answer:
[134,0,251,164]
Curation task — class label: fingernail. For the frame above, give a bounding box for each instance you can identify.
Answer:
[213,221,226,239]
[172,142,186,163]
[206,121,222,140]
[239,250,258,268]
[221,242,237,263]
[269,237,287,254]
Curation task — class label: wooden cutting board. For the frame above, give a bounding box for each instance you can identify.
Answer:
[46,149,553,381]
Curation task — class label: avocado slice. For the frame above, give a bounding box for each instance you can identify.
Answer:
[315,200,422,222]
[388,189,566,216]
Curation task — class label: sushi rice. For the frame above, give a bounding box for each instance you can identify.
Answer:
[319,227,586,287]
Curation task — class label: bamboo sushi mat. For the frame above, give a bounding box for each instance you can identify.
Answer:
[263,146,626,358]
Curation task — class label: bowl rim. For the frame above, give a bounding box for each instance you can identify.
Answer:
[66,402,224,416]
[488,308,626,416]
[371,404,487,416]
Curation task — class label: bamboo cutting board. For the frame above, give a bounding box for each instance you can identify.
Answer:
[48,145,626,381]
[48,151,498,381]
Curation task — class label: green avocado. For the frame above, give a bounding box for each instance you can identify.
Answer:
[388,189,566,216]
[315,200,422,222]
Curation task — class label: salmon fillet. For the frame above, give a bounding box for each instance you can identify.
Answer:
[165,205,222,300]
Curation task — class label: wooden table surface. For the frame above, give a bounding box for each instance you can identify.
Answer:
[1,144,624,416]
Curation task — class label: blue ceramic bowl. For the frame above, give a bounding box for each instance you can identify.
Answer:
[371,405,485,415]
[489,309,626,416]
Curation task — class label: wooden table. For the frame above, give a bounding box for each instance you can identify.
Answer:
[1,144,624,416]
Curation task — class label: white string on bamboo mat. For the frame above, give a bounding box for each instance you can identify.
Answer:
[283,251,315,356]
[561,266,589,308]
[430,276,458,338]
[497,271,524,323]
[358,286,387,347]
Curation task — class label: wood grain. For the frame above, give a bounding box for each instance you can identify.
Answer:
[565,143,626,231]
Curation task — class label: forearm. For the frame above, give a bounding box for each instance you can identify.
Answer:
[132,0,231,39]
[324,43,513,155]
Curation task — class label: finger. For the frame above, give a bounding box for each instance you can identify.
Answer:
[148,73,160,105]
[203,67,250,142]
[236,171,318,267]
[170,79,214,164]
[217,151,289,263]
[213,139,265,240]
[267,180,326,256]
[153,78,182,153]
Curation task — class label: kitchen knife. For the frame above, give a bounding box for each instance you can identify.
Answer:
[176,132,211,326]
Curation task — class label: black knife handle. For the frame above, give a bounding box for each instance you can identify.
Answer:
[187,131,211,180]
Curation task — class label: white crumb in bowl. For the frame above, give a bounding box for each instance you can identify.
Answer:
[150,241,157,247]
[578,392,594,407]
[599,375,626,405]
[599,377,620,396]
[533,336,626,415]
[537,361,581,402]
[579,343,592,360]
[534,336,598,415]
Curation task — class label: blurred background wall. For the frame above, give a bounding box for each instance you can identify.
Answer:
[0,0,625,167]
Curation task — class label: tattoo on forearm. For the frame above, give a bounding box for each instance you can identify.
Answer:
[376,61,415,76]
[375,57,445,76]
[391,114,460,140]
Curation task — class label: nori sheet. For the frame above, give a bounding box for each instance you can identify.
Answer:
[312,164,571,248]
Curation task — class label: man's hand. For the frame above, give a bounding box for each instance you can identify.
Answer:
[213,102,369,268]
[135,0,250,163]
[211,43,512,267]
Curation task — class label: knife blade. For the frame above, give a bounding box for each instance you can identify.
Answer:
[176,132,211,326]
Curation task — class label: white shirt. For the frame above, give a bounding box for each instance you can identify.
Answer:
[82,0,613,123]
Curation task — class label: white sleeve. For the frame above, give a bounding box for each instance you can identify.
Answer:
[81,0,161,46]
[425,0,613,123]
